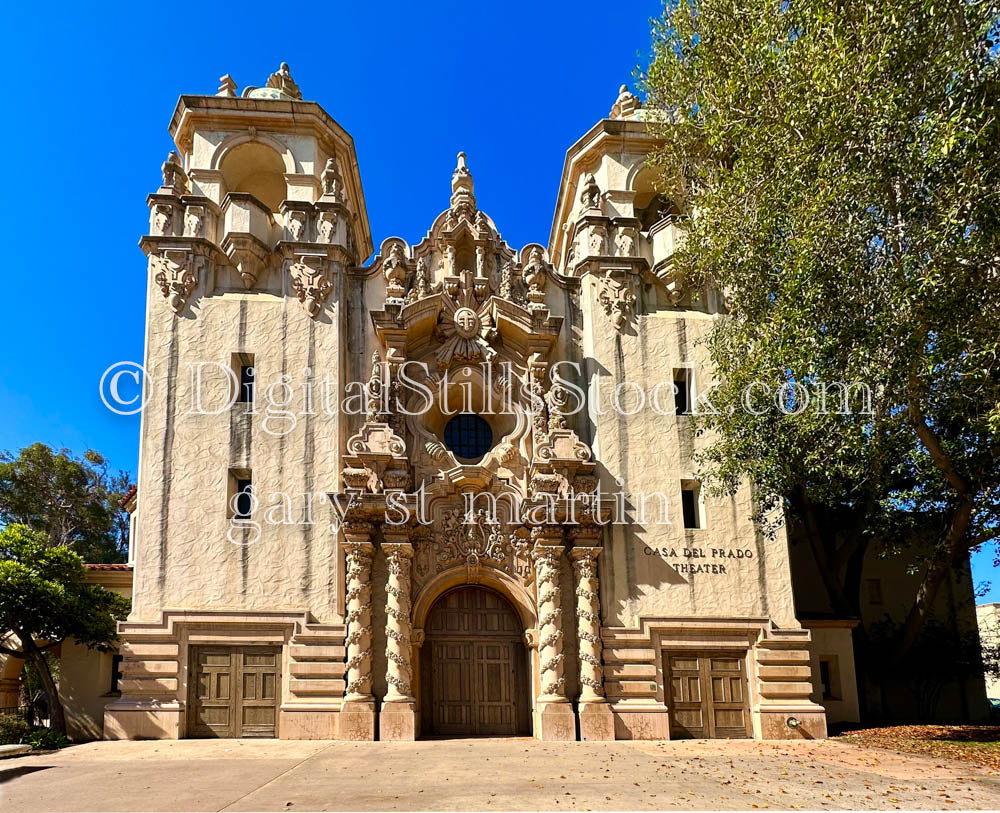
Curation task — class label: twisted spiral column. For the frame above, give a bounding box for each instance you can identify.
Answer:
[570,546,605,703]
[532,530,568,702]
[343,527,375,702]
[382,538,414,703]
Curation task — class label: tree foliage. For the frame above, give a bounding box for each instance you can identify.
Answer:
[644,0,1000,654]
[0,442,132,563]
[0,524,130,734]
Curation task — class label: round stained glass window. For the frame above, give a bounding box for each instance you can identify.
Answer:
[443,414,494,460]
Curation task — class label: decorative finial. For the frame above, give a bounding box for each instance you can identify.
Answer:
[217,74,238,97]
[321,158,343,201]
[610,84,642,120]
[264,62,302,100]
[451,151,475,211]
[160,150,187,194]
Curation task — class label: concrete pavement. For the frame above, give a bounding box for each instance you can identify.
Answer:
[2,737,998,811]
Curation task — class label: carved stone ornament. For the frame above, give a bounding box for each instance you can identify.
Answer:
[317,210,338,244]
[587,224,607,257]
[346,422,406,459]
[244,62,303,101]
[151,251,196,313]
[521,247,548,311]
[151,203,174,237]
[597,269,637,331]
[448,152,477,225]
[161,150,187,194]
[382,241,410,300]
[288,256,332,317]
[609,84,642,120]
[615,226,636,257]
[579,173,601,210]
[404,258,430,304]
[183,205,205,238]
[411,508,532,585]
[285,209,308,242]
[321,158,344,201]
[434,270,497,368]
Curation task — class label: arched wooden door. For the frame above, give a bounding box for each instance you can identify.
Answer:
[421,586,530,736]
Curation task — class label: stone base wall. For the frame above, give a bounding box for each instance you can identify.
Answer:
[104,610,346,740]
[602,617,828,740]
[104,610,825,741]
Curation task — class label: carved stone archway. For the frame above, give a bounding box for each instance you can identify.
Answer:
[410,565,538,738]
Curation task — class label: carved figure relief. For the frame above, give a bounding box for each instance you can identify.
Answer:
[597,269,637,330]
[288,257,333,317]
[152,251,197,313]
[615,227,636,257]
[285,210,307,242]
[183,205,205,238]
[579,173,601,210]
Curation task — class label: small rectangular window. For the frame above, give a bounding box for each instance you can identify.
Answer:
[228,469,253,519]
[239,364,255,403]
[819,660,832,699]
[680,480,702,529]
[866,578,883,605]
[109,653,123,695]
[235,479,253,518]
[231,352,255,404]
[673,368,692,415]
[818,655,841,700]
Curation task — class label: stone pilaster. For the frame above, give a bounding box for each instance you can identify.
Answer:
[380,530,416,740]
[569,544,614,741]
[532,526,575,740]
[340,522,376,740]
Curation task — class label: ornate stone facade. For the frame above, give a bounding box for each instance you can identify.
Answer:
[105,64,828,743]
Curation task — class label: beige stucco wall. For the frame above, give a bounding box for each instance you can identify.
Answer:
[59,571,133,741]
[802,624,861,724]
[131,281,346,623]
[577,242,797,631]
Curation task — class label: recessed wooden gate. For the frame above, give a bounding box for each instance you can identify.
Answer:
[188,646,281,738]
[422,586,530,736]
[664,651,751,739]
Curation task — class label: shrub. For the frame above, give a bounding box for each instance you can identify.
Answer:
[0,713,30,745]
[26,727,70,750]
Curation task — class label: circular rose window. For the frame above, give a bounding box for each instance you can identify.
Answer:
[443,414,493,460]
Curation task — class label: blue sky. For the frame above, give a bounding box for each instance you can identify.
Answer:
[0,1,994,600]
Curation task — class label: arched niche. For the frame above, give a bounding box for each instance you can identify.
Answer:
[629,164,683,231]
[215,138,293,212]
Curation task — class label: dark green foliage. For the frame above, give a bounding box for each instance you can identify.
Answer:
[25,727,70,750]
[0,713,30,745]
[0,525,130,734]
[644,0,1000,655]
[0,442,132,564]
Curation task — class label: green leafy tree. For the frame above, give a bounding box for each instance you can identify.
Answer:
[0,443,132,563]
[644,0,1000,657]
[0,525,130,735]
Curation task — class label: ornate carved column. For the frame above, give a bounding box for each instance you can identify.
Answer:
[531,526,575,740]
[380,529,417,740]
[340,521,376,740]
[569,543,615,740]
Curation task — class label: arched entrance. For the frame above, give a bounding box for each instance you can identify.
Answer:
[420,585,531,736]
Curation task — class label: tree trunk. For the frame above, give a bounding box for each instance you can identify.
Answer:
[21,635,66,735]
[894,499,974,659]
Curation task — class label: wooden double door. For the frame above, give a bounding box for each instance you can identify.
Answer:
[422,586,530,736]
[188,646,280,738]
[664,651,752,739]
